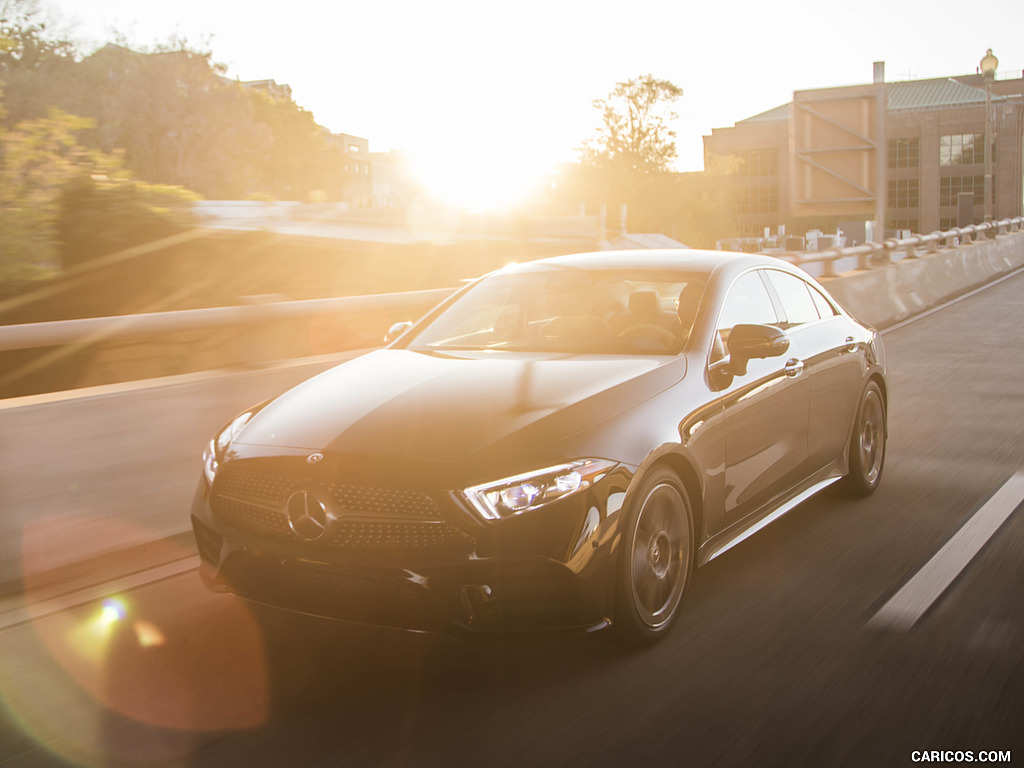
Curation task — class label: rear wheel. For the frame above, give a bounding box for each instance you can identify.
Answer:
[841,381,886,496]
[613,468,693,645]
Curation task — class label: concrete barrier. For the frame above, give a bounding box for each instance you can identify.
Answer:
[822,231,1024,329]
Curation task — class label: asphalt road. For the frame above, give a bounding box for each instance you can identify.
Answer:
[0,353,364,587]
[1,272,1023,767]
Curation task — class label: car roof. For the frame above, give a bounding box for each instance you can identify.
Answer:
[509,249,794,279]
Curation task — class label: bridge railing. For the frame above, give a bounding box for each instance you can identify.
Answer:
[1,216,1023,355]
[779,217,1024,277]
[0,288,456,354]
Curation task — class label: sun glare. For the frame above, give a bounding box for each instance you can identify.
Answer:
[410,154,544,212]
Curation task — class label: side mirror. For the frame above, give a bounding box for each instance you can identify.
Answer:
[710,324,790,384]
[385,320,413,344]
[728,324,790,361]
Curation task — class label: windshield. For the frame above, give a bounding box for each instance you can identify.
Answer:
[406,268,707,355]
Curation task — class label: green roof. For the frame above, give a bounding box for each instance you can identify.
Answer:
[737,77,1000,125]
[889,77,995,110]
[739,103,792,124]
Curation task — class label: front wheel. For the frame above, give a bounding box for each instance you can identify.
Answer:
[841,381,886,497]
[613,468,693,645]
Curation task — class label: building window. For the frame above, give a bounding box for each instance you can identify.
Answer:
[886,217,919,233]
[940,218,959,231]
[888,178,919,209]
[939,176,987,206]
[736,186,778,214]
[737,148,778,177]
[939,134,993,166]
[888,138,919,168]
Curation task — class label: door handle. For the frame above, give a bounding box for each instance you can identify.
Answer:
[844,336,858,353]
[784,358,804,377]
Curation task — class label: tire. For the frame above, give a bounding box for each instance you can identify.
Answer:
[613,467,694,645]
[841,381,886,497]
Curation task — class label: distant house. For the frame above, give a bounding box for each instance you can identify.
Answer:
[323,132,374,208]
[370,150,416,209]
[227,77,293,102]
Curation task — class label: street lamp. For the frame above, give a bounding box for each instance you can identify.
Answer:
[980,48,998,223]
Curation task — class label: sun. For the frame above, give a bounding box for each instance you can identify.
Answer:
[409,152,544,212]
[407,156,536,211]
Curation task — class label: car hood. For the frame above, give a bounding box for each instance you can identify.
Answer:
[234,348,685,464]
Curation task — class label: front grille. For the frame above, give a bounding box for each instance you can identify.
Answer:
[325,482,441,519]
[211,467,463,551]
[216,495,292,538]
[327,520,458,550]
[219,471,293,506]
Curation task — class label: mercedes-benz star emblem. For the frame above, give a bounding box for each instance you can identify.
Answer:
[285,490,335,542]
[306,452,325,464]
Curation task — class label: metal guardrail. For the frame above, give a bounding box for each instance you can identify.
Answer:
[0,288,455,353]
[779,217,1024,278]
[1,216,1022,354]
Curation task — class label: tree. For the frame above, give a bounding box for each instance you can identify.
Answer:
[75,41,242,195]
[654,155,743,248]
[0,108,104,281]
[57,174,199,269]
[546,75,684,233]
[543,140,741,250]
[579,74,683,175]
[72,40,350,201]
[2,4,356,203]
[0,0,77,125]
[0,0,75,70]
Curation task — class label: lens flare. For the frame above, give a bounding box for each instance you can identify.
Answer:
[132,620,166,648]
[100,598,127,626]
[2,520,270,767]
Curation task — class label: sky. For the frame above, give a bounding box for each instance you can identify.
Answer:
[46,0,1024,208]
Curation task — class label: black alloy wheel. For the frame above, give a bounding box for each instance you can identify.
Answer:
[841,380,886,497]
[614,467,693,645]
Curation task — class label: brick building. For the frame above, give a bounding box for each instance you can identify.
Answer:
[703,64,1024,238]
[323,132,375,208]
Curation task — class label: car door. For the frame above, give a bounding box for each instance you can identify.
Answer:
[713,270,809,527]
[762,269,865,474]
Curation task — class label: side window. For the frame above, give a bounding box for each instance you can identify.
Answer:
[809,285,838,318]
[764,270,821,327]
[714,271,778,360]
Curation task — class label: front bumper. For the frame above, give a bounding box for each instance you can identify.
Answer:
[190,465,632,635]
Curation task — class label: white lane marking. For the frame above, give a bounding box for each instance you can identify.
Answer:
[869,472,1024,632]
[0,556,200,632]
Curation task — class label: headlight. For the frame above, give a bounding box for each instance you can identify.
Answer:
[201,410,257,486]
[463,459,617,521]
[202,439,219,486]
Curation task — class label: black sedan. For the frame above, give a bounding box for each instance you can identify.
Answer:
[191,250,886,644]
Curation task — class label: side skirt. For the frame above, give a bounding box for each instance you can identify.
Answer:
[696,475,842,567]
